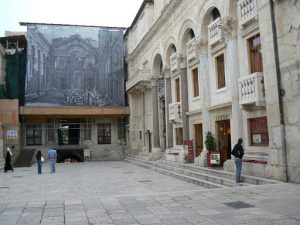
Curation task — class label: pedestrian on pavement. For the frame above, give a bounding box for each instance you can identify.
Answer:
[231,138,244,183]
[4,145,14,172]
[36,150,44,174]
[47,149,57,174]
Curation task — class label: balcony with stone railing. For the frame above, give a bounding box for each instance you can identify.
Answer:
[170,52,181,73]
[238,0,258,27]
[238,72,265,107]
[208,17,223,47]
[126,69,151,91]
[186,38,199,63]
[169,102,182,124]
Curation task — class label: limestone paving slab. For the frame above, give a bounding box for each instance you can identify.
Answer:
[0,161,299,225]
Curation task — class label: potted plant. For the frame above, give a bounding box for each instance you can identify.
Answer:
[205,131,220,167]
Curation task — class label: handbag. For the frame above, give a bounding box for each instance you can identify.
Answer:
[41,156,45,162]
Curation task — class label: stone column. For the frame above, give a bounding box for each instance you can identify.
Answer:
[164,69,173,149]
[222,17,243,145]
[149,78,162,160]
[198,41,211,167]
[180,68,189,141]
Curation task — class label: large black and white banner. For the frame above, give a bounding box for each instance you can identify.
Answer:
[25,24,125,106]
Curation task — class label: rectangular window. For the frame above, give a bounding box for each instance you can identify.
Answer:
[216,54,225,89]
[175,78,180,102]
[175,127,183,145]
[26,124,42,146]
[248,33,263,73]
[97,124,111,144]
[192,68,199,97]
[249,117,269,146]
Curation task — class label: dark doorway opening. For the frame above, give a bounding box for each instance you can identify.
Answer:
[57,119,80,145]
[57,149,83,163]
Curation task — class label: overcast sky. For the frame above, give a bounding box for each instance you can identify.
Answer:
[0,0,144,36]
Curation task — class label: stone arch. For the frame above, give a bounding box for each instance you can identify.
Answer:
[177,19,197,56]
[151,48,164,77]
[163,36,177,69]
[197,0,224,41]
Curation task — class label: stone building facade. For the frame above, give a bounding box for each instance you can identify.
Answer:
[125,0,300,182]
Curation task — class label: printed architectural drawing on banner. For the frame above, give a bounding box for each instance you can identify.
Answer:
[25,24,125,106]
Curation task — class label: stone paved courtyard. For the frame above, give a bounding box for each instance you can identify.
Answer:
[0,161,299,225]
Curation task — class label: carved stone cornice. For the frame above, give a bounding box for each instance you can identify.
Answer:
[128,0,183,60]
[219,16,238,41]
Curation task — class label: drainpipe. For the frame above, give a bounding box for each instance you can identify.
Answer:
[269,0,288,182]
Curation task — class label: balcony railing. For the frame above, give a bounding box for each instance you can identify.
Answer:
[238,0,258,26]
[170,52,181,72]
[238,72,265,106]
[186,38,198,63]
[208,17,223,46]
[169,102,182,123]
[126,69,151,91]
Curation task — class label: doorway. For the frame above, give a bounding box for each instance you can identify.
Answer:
[57,119,80,145]
[194,124,203,157]
[216,120,231,165]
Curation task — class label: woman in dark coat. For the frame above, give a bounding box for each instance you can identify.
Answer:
[4,146,14,172]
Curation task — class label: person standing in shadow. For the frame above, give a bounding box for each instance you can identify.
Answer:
[36,150,44,174]
[4,145,14,172]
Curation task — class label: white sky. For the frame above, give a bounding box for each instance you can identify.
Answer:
[0,0,144,36]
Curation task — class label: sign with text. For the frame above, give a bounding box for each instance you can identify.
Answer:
[6,130,17,139]
[184,140,194,162]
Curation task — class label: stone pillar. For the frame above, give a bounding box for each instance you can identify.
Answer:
[149,78,162,160]
[226,38,243,144]
[197,43,211,167]
[180,68,189,141]
[222,17,243,145]
[164,70,173,149]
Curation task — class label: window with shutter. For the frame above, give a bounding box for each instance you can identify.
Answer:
[248,34,263,73]
[192,68,199,97]
[216,54,225,89]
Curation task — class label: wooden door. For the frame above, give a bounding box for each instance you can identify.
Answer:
[216,120,231,165]
[194,124,203,157]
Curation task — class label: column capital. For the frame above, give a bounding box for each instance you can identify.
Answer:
[219,16,238,41]
[197,38,209,55]
[162,66,171,79]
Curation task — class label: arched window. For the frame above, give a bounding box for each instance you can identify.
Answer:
[211,8,221,20]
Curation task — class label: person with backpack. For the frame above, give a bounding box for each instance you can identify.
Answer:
[231,138,245,183]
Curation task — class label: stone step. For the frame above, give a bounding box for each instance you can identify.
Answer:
[157,159,277,185]
[126,155,277,187]
[125,158,224,189]
[126,156,245,187]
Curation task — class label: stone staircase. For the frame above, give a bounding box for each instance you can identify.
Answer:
[125,155,277,189]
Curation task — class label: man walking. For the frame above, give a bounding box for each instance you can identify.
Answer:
[47,149,57,174]
[231,138,245,183]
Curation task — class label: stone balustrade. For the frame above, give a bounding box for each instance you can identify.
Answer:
[238,0,258,26]
[238,72,265,106]
[208,17,222,46]
[187,38,197,62]
[126,70,151,91]
[169,102,182,123]
[170,52,181,72]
